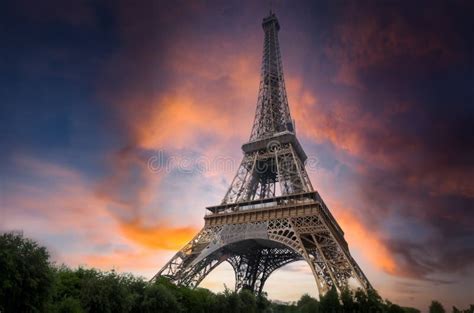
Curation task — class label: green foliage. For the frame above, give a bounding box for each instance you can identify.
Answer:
[403,307,421,313]
[224,288,244,313]
[142,282,181,313]
[1,232,471,313]
[0,232,54,313]
[353,287,385,313]
[320,287,341,313]
[239,289,258,313]
[297,294,319,313]
[54,297,84,313]
[450,305,474,313]
[80,269,135,312]
[340,287,355,313]
[257,292,273,313]
[430,301,446,313]
[387,303,405,313]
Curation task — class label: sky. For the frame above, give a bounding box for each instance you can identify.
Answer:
[1,0,473,310]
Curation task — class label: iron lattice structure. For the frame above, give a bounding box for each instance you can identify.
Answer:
[154,12,372,296]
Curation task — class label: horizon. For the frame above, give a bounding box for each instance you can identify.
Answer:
[1,1,473,311]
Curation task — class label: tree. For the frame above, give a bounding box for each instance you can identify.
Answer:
[256,292,272,313]
[54,297,84,313]
[403,307,421,313]
[340,288,355,313]
[0,232,54,313]
[297,294,320,313]
[224,289,243,313]
[172,286,214,313]
[320,287,341,313]
[430,301,446,313]
[190,287,216,313]
[142,282,181,313]
[387,302,405,313]
[78,269,135,313]
[48,266,85,312]
[3,233,445,313]
[121,274,147,313]
[239,289,258,313]
[354,288,385,313]
[212,293,229,313]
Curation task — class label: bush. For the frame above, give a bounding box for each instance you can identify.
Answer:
[0,232,54,313]
[2,232,469,313]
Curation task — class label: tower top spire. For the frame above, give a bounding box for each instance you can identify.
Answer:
[262,11,280,31]
[249,11,291,142]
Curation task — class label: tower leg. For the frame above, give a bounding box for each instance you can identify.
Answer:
[227,246,302,294]
[154,226,225,288]
[267,215,372,294]
[154,213,371,296]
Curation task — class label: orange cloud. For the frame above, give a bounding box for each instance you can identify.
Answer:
[93,34,263,236]
[132,95,233,150]
[75,250,160,271]
[4,155,201,275]
[61,247,172,275]
[288,77,386,161]
[127,47,260,151]
[328,202,397,275]
[338,211,397,274]
[119,218,198,250]
[107,33,261,154]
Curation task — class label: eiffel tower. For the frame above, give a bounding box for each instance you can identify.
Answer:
[154,12,371,296]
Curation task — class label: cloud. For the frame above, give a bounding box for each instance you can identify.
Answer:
[93,2,265,240]
[292,82,474,281]
[73,251,157,271]
[285,1,474,282]
[335,208,397,275]
[1,155,201,274]
[325,1,465,88]
[119,218,197,250]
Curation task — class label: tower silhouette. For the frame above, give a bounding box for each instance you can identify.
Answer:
[154,12,371,296]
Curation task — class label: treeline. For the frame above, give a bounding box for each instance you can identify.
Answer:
[1,232,472,313]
